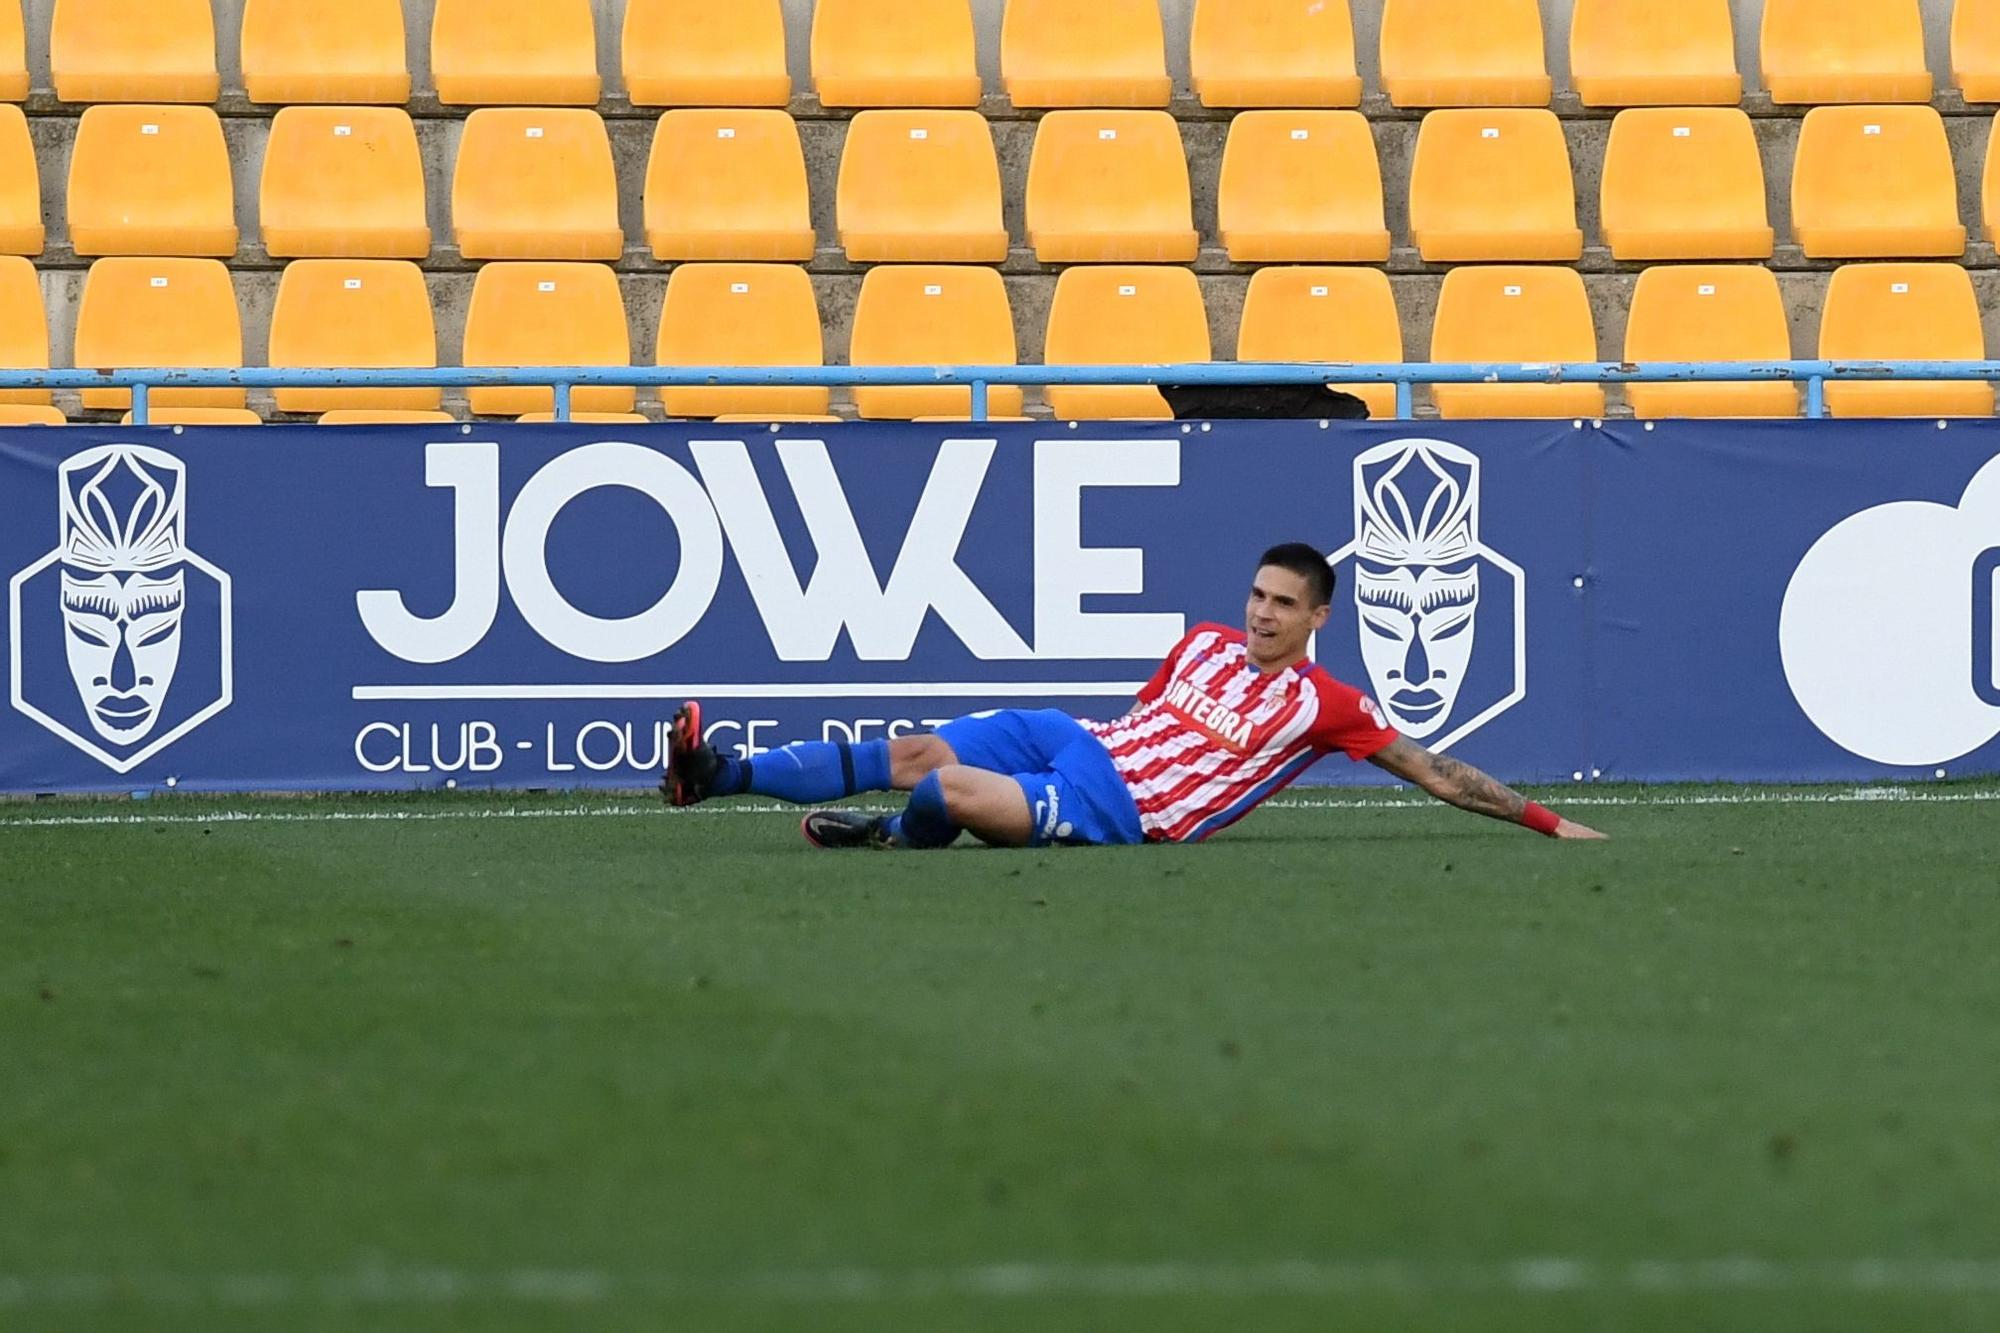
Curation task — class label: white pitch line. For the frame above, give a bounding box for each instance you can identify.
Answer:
[740,1257,2000,1300]
[0,804,687,829]
[6,1258,2000,1307]
[0,786,1996,830]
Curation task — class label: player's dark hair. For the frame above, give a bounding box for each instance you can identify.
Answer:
[1257,543,1336,607]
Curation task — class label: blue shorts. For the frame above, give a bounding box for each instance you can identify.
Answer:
[935,708,1146,848]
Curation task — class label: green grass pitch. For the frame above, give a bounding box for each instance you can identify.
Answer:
[5,783,2000,1332]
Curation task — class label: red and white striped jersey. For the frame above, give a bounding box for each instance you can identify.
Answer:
[1080,623,1400,843]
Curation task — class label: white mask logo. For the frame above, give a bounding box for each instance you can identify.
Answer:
[1323,439,1527,751]
[11,446,234,773]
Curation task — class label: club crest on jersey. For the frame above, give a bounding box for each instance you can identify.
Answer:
[1161,677,1255,752]
[9,445,233,773]
[1323,439,1525,751]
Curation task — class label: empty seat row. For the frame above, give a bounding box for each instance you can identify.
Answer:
[1246,104,1973,264]
[0,256,1989,423]
[1373,0,1944,109]
[9,0,2000,111]
[0,104,617,260]
[0,256,819,418]
[8,102,1995,267]
[1415,103,1975,263]
[1026,261,1993,421]
[1254,103,1981,263]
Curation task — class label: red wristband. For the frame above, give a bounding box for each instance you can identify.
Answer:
[1522,802,1561,837]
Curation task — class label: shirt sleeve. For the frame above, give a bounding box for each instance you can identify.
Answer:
[1309,675,1401,761]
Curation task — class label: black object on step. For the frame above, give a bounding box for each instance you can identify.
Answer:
[1160,383,1371,421]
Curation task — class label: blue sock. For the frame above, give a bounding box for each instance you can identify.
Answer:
[713,739,892,803]
[884,771,961,849]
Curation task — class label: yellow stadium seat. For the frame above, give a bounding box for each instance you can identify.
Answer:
[67,105,237,257]
[1026,111,1197,263]
[0,254,48,405]
[261,107,429,259]
[0,105,41,253]
[1570,0,1741,106]
[73,258,242,410]
[517,413,653,424]
[1956,0,2000,101]
[241,0,410,104]
[849,265,1022,419]
[813,0,983,107]
[1623,265,1799,418]
[1217,111,1389,263]
[1,1,25,101]
[453,110,622,261]
[1819,263,1994,417]
[318,410,458,425]
[1001,0,1171,107]
[120,408,261,425]
[1190,0,1363,108]
[1042,266,1210,421]
[712,414,846,423]
[431,0,600,106]
[267,260,439,413]
[1236,267,1402,420]
[1761,0,1931,104]
[462,262,634,416]
[1429,266,1605,420]
[1600,108,1772,260]
[838,111,1007,263]
[1408,109,1581,262]
[1380,0,1550,107]
[623,0,790,107]
[656,265,828,419]
[643,110,813,262]
[50,0,219,103]
[1792,106,1965,258]
[0,406,64,424]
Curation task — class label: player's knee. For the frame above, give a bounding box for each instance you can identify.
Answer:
[889,734,955,788]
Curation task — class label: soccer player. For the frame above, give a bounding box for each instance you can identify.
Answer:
[661,544,1606,847]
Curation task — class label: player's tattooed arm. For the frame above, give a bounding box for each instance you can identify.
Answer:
[1367,740,1605,837]
[1369,738,1525,820]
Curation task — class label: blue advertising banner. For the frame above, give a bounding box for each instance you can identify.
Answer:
[0,420,1994,794]
[1592,420,2000,781]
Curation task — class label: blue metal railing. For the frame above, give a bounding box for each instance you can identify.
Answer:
[8,361,2000,423]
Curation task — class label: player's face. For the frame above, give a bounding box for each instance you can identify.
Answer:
[1245,566,1329,669]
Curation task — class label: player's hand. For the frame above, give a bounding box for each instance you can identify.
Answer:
[1554,818,1608,840]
